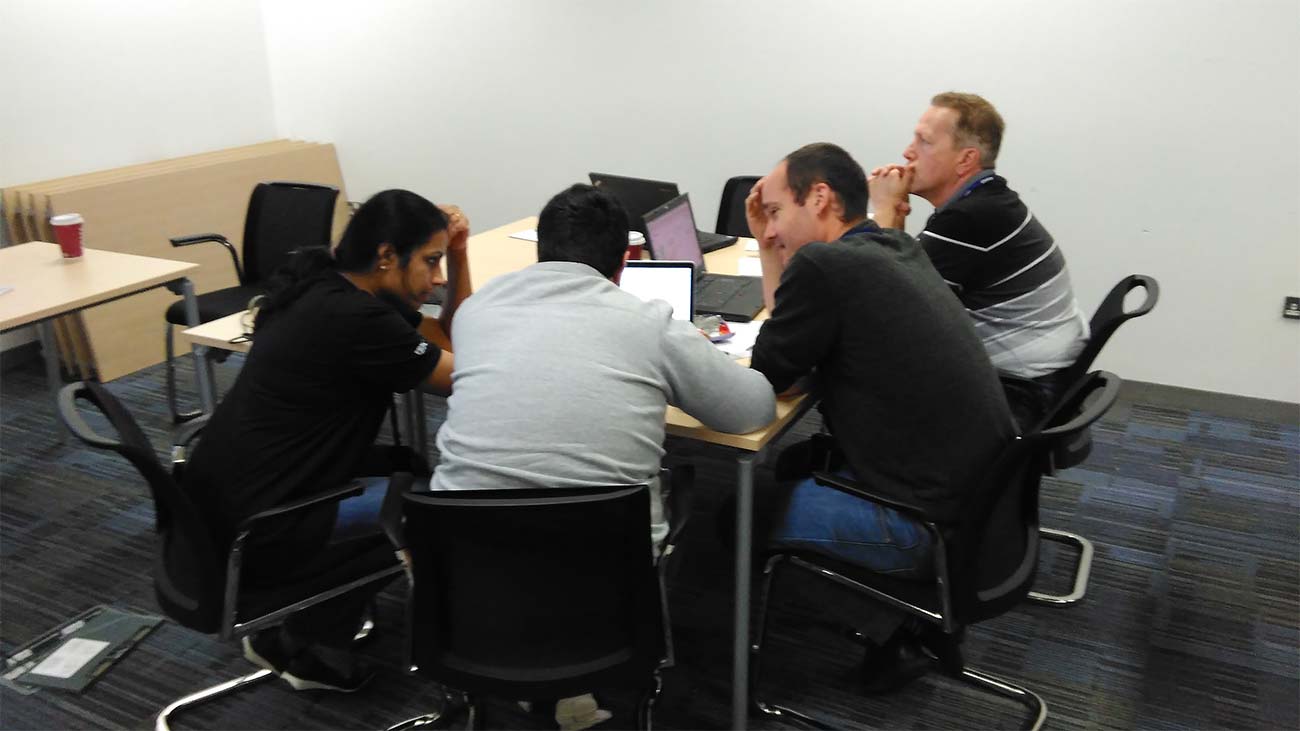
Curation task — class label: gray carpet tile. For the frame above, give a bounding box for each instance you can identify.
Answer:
[1,352,1297,730]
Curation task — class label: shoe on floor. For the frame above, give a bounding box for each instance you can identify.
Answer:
[279,648,374,693]
[242,629,290,674]
[555,693,613,731]
[860,630,933,695]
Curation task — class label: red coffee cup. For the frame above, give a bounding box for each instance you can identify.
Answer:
[627,231,646,261]
[50,213,84,259]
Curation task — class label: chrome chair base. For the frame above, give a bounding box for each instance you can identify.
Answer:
[753,665,1047,731]
[960,666,1048,731]
[1028,528,1094,605]
[155,668,275,731]
[386,692,471,731]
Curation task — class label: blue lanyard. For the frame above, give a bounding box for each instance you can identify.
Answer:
[958,171,998,200]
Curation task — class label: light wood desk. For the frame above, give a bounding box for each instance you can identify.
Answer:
[1,242,213,415]
[184,217,805,728]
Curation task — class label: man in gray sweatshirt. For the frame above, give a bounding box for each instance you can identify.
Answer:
[430,183,776,546]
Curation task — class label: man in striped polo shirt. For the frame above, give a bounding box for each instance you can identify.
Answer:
[878,92,1090,427]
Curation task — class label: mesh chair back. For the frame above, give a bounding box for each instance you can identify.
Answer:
[1062,275,1159,385]
[57,382,226,633]
[242,182,339,285]
[716,176,760,237]
[949,371,1121,621]
[403,485,665,699]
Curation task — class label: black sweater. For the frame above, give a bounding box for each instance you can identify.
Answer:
[751,226,1014,522]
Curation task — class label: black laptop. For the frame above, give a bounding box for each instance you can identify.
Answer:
[589,172,737,253]
[643,193,764,322]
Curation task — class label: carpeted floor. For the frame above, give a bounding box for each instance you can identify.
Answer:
[1,351,1297,730]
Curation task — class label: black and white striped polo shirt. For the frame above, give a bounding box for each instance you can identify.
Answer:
[919,171,1089,378]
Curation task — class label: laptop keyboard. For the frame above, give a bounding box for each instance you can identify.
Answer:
[697,276,753,310]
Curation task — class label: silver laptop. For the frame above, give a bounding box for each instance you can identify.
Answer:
[618,260,695,321]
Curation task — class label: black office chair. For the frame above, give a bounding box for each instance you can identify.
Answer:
[164,181,339,422]
[716,175,760,238]
[388,485,673,730]
[1002,275,1157,605]
[749,371,1122,731]
[56,381,402,731]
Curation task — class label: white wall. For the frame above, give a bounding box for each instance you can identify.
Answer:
[261,0,1300,403]
[0,0,277,187]
[7,1,1294,401]
[0,0,278,350]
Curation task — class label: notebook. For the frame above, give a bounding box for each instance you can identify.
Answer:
[589,172,737,252]
[618,260,695,322]
[643,193,764,322]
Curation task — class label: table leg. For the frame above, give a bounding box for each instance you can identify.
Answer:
[178,278,217,414]
[36,320,67,438]
[733,451,757,730]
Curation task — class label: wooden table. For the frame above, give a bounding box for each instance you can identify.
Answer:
[183,217,805,728]
[0,242,212,416]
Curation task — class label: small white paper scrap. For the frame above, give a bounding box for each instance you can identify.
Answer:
[509,229,539,242]
[714,320,764,358]
[736,256,763,277]
[28,638,109,679]
[744,240,759,252]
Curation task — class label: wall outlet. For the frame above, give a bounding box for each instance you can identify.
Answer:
[1285,296,1300,320]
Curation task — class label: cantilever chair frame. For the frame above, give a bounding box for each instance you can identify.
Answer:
[155,481,401,731]
[55,381,401,731]
[1015,274,1158,606]
[749,371,1121,731]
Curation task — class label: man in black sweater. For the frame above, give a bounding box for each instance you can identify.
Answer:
[746,143,1014,692]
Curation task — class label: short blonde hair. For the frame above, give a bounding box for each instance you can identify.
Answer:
[931,92,1004,168]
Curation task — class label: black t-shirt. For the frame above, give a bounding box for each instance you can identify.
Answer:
[751,226,1014,522]
[184,272,441,549]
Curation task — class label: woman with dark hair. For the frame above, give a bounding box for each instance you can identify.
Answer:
[182,189,472,692]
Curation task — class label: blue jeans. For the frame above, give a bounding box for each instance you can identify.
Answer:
[769,470,933,579]
[330,476,424,543]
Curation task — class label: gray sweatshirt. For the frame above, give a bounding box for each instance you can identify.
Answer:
[431,261,776,516]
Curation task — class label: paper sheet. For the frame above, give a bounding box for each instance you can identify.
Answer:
[27,638,108,679]
[509,229,539,242]
[714,320,763,358]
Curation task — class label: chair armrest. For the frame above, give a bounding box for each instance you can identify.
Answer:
[1036,371,1122,441]
[173,415,210,449]
[810,471,949,547]
[235,482,363,535]
[169,415,210,479]
[811,470,931,523]
[169,233,244,285]
[57,383,120,450]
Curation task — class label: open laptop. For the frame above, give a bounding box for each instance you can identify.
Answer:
[643,193,764,322]
[618,260,695,322]
[589,172,737,253]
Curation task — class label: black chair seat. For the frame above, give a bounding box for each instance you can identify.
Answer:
[165,285,265,326]
[238,535,398,621]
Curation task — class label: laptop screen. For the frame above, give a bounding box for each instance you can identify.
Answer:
[588,173,679,234]
[644,194,704,267]
[618,261,695,321]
